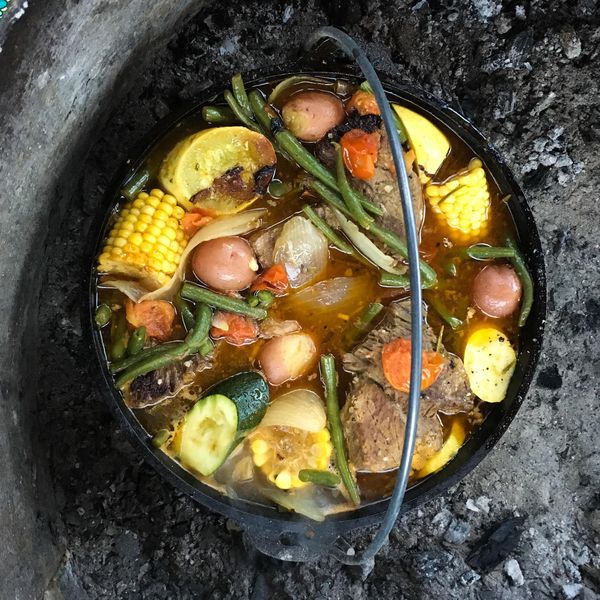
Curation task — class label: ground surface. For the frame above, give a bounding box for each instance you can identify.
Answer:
[38,1,600,598]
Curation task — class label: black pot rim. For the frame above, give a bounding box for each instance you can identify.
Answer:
[87,69,546,541]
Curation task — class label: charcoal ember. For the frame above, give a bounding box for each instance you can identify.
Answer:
[467,517,526,572]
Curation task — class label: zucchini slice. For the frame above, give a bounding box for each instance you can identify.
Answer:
[179,394,238,476]
[209,371,269,431]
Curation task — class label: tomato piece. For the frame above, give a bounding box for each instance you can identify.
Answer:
[340,129,380,181]
[125,299,175,341]
[250,263,289,295]
[346,90,381,116]
[210,311,259,346]
[181,208,214,238]
[382,338,446,392]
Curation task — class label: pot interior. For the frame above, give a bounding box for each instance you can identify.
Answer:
[89,70,546,542]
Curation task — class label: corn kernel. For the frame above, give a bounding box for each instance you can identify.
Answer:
[253,452,269,467]
[166,217,179,229]
[158,202,173,217]
[313,429,330,443]
[143,233,157,245]
[141,205,155,217]
[251,439,269,455]
[163,227,177,241]
[140,241,153,254]
[113,237,127,248]
[154,209,168,222]
[150,188,164,199]
[172,206,185,220]
[275,471,292,490]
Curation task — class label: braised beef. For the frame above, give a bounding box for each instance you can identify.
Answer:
[128,353,212,409]
[340,300,473,472]
[248,224,282,269]
[354,128,424,238]
[341,378,443,472]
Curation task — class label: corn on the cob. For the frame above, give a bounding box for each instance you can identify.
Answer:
[425,158,491,243]
[249,427,333,490]
[98,189,187,288]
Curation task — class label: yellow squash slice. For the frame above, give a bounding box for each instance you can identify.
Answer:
[159,126,276,214]
[392,104,450,182]
[417,420,466,477]
[464,327,517,403]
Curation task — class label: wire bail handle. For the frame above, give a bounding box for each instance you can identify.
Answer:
[305,26,423,565]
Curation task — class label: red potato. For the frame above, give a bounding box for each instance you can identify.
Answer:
[258,332,317,386]
[473,264,522,318]
[281,91,345,142]
[192,236,258,292]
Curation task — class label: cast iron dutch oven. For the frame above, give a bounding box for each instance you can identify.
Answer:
[88,69,546,561]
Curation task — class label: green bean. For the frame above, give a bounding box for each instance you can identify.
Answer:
[298,469,341,488]
[110,342,181,374]
[392,110,409,145]
[181,282,268,320]
[127,327,146,356]
[462,245,516,260]
[224,90,261,133]
[320,355,360,505]
[506,238,534,327]
[335,143,374,229]
[115,342,189,388]
[231,73,252,116]
[121,168,149,201]
[442,259,458,277]
[184,303,212,348]
[175,293,195,331]
[302,205,354,254]
[308,179,438,288]
[427,295,463,330]
[248,90,274,131]
[379,272,410,288]
[95,304,112,328]
[247,295,260,308]
[199,338,215,357]
[151,429,170,448]
[355,302,384,331]
[202,105,236,124]
[110,310,128,361]
[268,181,293,198]
[344,302,384,347]
[256,290,275,308]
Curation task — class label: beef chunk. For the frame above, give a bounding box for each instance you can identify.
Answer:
[248,223,282,269]
[127,353,212,409]
[341,378,443,472]
[343,300,472,416]
[314,113,382,168]
[355,128,424,239]
[422,354,473,416]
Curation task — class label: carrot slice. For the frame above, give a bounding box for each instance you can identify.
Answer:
[210,311,259,346]
[125,299,175,341]
[382,338,446,393]
[181,209,214,238]
[250,264,289,295]
[346,90,380,116]
[340,129,380,181]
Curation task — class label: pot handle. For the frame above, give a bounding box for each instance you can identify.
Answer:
[240,519,352,562]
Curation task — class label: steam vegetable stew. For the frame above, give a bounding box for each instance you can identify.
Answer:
[95,74,533,520]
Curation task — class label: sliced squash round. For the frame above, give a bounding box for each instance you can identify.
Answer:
[417,419,466,477]
[158,126,276,214]
[463,327,517,403]
[209,371,269,431]
[178,394,238,476]
[392,105,450,182]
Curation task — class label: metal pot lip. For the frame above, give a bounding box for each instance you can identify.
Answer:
[87,68,546,535]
